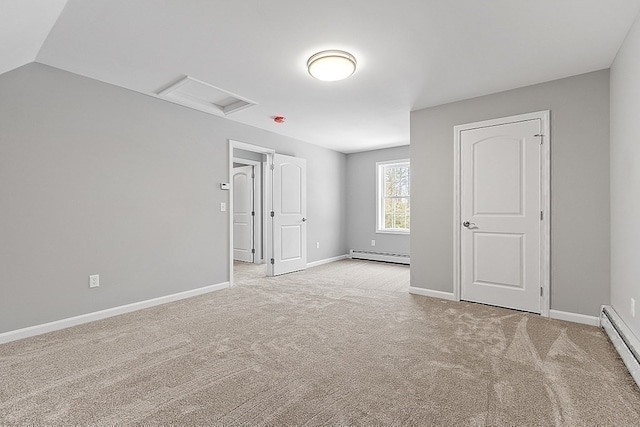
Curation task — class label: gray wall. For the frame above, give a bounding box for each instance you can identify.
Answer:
[346,146,410,255]
[610,12,640,339]
[410,70,610,317]
[0,63,347,333]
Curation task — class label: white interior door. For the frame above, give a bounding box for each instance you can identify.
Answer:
[233,166,254,262]
[461,118,542,313]
[272,153,307,275]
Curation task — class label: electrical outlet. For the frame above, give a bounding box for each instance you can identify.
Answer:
[316,242,320,249]
[371,239,376,246]
[89,274,99,288]
[631,298,636,318]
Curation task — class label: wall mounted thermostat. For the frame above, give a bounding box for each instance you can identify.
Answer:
[220,183,230,190]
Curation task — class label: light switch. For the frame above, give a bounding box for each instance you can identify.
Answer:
[220,202,226,212]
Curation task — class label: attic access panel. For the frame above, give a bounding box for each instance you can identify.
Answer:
[157,76,257,116]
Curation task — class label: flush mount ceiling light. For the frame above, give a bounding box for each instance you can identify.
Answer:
[307,50,357,82]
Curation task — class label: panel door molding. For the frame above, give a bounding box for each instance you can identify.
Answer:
[453,111,550,315]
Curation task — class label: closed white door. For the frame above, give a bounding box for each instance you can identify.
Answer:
[461,119,542,313]
[233,166,254,262]
[272,153,307,275]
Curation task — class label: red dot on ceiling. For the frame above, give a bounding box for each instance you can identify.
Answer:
[274,116,286,124]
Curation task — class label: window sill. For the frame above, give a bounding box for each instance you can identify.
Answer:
[376,229,410,236]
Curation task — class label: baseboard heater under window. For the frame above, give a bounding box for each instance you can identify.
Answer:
[601,305,640,388]
[349,249,410,265]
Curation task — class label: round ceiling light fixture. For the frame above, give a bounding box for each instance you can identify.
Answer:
[307,50,357,82]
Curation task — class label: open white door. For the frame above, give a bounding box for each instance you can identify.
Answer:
[271,153,307,275]
[233,165,254,262]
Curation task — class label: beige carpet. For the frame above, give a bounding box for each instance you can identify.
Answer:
[1,260,638,425]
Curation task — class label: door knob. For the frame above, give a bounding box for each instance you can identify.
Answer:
[302,218,307,222]
[463,221,475,228]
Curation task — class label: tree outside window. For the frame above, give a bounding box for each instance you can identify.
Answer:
[377,160,410,234]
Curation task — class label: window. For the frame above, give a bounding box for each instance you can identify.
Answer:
[376,160,410,234]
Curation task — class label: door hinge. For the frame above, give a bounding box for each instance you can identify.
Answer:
[540,287,544,297]
[251,173,255,179]
[534,134,544,144]
[270,164,275,171]
[251,211,255,216]
[270,258,274,265]
[270,211,274,217]
[540,211,543,220]
[251,248,256,254]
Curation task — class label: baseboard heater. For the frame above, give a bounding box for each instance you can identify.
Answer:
[601,305,640,388]
[349,249,410,265]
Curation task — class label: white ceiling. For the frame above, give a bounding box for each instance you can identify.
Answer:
[0,0,67,76]
[6,1,640,153]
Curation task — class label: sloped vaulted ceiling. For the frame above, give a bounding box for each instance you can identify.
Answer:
[4,1,640,152]
[0,0,67,76]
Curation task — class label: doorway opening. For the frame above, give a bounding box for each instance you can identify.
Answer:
[228,140,309,286]
[229,140,274,286]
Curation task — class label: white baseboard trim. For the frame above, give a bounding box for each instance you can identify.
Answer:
[409,286,457,301]
[549,309,600,327]
[601,306,640,388]
[307,254,349,268]
[0,282,230,345]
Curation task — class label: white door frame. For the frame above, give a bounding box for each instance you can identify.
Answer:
[232,157,263,264]
[452,111,551,316]
[229,140,275,287]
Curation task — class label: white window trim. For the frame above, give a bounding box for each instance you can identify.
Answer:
[376,159,410,235]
